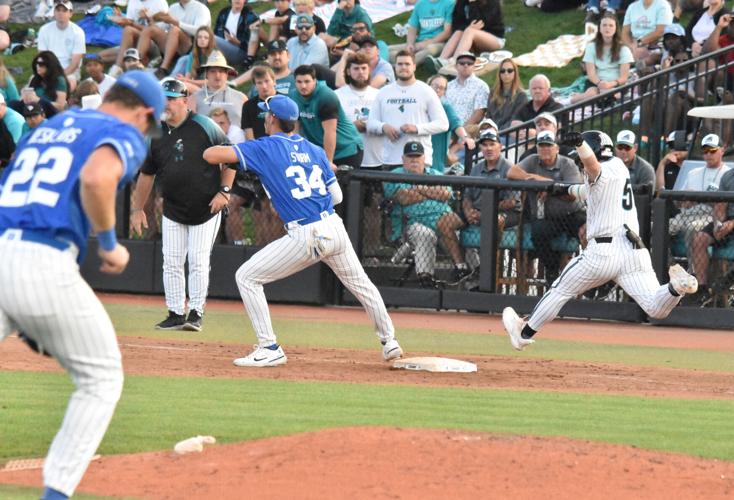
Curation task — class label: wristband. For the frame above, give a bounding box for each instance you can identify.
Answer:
[97,229,117,252]
[576,141,595,160]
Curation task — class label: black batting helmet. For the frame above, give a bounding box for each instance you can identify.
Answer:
[581,130,614,161]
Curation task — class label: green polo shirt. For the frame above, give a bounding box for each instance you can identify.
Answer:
[289,81,362,161]
[326,5,373,39]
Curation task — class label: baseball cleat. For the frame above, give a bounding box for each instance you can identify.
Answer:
[382,339,403,361]
[502,307,534,351]
[155,311,185,330]
[669,264,698,296]
[182,310,203,332]
[233,344,287,367]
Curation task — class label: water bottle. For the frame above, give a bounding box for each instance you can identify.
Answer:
[537,197,545,220]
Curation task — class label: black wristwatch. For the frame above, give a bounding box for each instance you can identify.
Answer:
[220,186,231,194]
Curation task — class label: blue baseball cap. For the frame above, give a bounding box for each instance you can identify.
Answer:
[114,70,166,122]
[257,95,300,121]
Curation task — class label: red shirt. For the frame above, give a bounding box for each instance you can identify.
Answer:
[720,34,734,74]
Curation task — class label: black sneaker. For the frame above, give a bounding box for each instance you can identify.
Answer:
[418,272,437,288]
[182,310,203,332]
[155,311,185,330]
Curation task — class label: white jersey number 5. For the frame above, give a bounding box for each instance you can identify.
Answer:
[0,147,73,208]
[286,164,327,200]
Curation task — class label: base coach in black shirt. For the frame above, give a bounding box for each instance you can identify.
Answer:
[131,79,235,332]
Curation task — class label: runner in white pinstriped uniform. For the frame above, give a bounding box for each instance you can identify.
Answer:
[203,94,403,366]
[0,72,164,500]
[503,130,699,351]
[131,79,235,332]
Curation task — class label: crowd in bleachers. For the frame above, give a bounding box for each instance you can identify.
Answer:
[1,0,734,305]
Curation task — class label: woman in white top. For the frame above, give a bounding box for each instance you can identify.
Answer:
[687,0,727,56]
[571,13,633,104]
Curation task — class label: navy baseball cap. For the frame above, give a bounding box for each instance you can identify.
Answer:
[258,94,299,121]
[403,141,424,156]
[268,40,288,54]
[114,70,166,122]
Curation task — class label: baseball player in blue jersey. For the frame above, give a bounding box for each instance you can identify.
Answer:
[0,71,165,500]
[203,94,403,366]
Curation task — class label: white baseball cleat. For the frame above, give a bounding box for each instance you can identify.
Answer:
[382,339,404,361]
[669,264,698,296]
[233,344,287,367]
[502,307,534,351]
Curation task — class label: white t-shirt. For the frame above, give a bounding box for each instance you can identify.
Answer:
[38,21,86,71]
[684,164,732,192]
[366,80,449,166]
[691,12,716,44]
[227,124,245,144]
[87,74,116,96]
[225,10,241,37]
[169,0,212,36]
[125,0,169,29]
[335,85,383,168]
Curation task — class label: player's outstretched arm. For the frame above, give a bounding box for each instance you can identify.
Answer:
[80,146,130,274]
[203,145,239,165]
[561,132,601,181]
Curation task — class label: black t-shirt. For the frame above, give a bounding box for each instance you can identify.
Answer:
[514,97,562,124]
[241,95,267,139]
[282,13,327,39]
[141,112,229,225]
[664,161,681,190]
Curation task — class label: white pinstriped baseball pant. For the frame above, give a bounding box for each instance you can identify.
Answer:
[0,238,123,497]
[528,236,681,331]
[235,213,395,347]
[161,213,221,315]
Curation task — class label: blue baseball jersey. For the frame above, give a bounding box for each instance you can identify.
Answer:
[233,133,337,224]
[0,109,147,261]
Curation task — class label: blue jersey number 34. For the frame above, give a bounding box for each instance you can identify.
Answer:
[286,164,327,200]
[0,147,73,208]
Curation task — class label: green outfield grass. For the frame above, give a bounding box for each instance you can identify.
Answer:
[2,371,734,465]
[108,302,734,373]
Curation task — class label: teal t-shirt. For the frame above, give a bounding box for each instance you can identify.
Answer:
[326,5,373,39]
[0,76,19,103]
[582,43,634,83]
[383,166,454,242]
[408,0,454,42]
[34,76,67,100]
[289,81,363,161]
[431,99,461,172]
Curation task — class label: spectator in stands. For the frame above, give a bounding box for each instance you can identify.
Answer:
[38,0,86,90]
[334,36,394,88]
[139,0,212,79]
[103,0,169,77]
[663,48,697,135]
[622,0,673,65]
[322,0,373,50]
[383,141,469,287]
[210,107,244,143]
[0,93,23,145]
[0,58,19,103]
[172,26,216,92]
[662,23,687,59]
[19,51,68,115]
[445,52,489,126]
[428,0,505,71]
[388,0,453,66]
[615,130,656,189]
[367,50,448,169]
[287,14,330,69]
[331,20,389,63]
[585,0,620,25]
[122,48,146,72]
[687,0,726,57]
[703,11,734,93]
[656,130,689,191]
[335,53,383,169]
[213,0,260,69]
[0,0,9,52]
[571,13,633,104]
[691,165,734,306]
[241,65,277,139]
[67,79,100,109]
[83,54,116,96]
[486,58,527,131]
[192,51,247,127]
[518,112,572,160]
[261,0,295,43]
[282,0,327,40]
[507,130,585,283]
[679,134,731,304]
[427,74,473,172]
[512,74,561,125]
[21,101,46,136]
[290,64,364,168]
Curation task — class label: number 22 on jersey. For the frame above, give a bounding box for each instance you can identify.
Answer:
[286,164,327,200]
[0,147,73,208]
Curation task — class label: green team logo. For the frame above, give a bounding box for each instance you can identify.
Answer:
[398,104,405,113]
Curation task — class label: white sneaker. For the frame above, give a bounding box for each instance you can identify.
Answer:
[233,344,287,367]
[382,339,403,361]
[502,307,534,351]
[669,264,698,295]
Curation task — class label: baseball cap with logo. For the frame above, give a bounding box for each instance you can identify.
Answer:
[114,70,166,122]
[479,117,498,131]
[537,130,556,145]
[534,112,557,128]
[23,102,44,117]
[295,14,314,27]
[479,128,500,143]
[55,0,73,10]
[663,24,686,37]
[123,48,141,61]
[257,94,300,121]
[268,40,288,54]
[702,133,722,150]
[616,130,636,147]
[403,141,424,156]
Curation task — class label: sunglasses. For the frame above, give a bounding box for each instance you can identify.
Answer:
[296,25,312,30]
[615,144,632,151]
[703,147,720,154]
[457,61,474,66]
[35,61,46,67]
[499,68,515,74]
[351,26,368,32]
